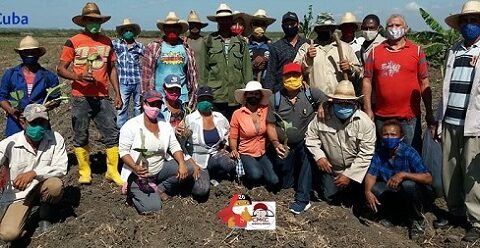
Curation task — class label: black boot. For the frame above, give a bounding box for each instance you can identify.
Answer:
[38,203,53,233]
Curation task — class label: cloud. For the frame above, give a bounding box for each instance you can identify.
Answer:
[405,2,421,11]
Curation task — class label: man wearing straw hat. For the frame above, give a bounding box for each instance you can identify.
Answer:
[57,2,124,186]
[294,13,361,96]
[204,3,253,120]
[305,80,375,204]
[248,9,275,83]
[433,0,480,241]
[0,36,60,137]
[142,12,198,109]
[113,18,145,129]
[186,10,208,74]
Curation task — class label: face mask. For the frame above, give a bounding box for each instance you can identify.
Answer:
[25,123,47,142]
[165,32,179,43]
[317,31,332,42]
[21,55,39,66]
[122,31,135,40]
[362,30,378,41]
[143,104,161,120]
[333,103,355,120]
[165,91,180,102]
[230,25,244,36]
[282,24,299,37]
[85,23,101,34]
[387,27,405,40]
[382,137,402,150]
[246,96,260,106]
[190,27,200,34]
[461,23,480,42]
[197,100,213,112]
[283,75,303,91]
[252,26,265,39]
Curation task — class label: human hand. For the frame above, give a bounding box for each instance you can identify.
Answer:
[316,157,332,174]
[335,174,351,188]
[9,108,21,121]
[339,60,351,72]
[430,121,442,143]
[133,164,148,178]
[275,144,287,159]
[230,150,240,160]
[76,72,95,82]
[44,99,61,111]
[365,191,381,213]
[193,164,201,181]
[364,108,374,120]
[387,172,405,189]
[307,40,317,58]
[317,101,331,122]
[13,171,36,191]
[114,95,123,110]
[176,162,188,181]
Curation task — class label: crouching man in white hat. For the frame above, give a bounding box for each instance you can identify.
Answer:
[0,104,67,242]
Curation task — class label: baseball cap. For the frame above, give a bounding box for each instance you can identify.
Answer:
[282,12,298,22]
[163,74,181,88]
[283,62,302,75]
[22,104,49,122]
[197,86,214,98]
[142,90,163,103]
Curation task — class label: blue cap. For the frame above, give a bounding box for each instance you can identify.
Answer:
[163,74,181,88]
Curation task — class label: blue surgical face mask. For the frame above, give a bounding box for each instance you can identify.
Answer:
[333,103,355,120]
[21,55,39,66]
[382,137,402,150]
[25,123,47,142]
[461,23,480,42]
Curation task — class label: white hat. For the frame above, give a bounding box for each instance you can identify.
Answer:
[234,81,272,105]
[156,12,189,34]
[445,1,480,30]
[251,9,276,26]
[116,18,141,36]
[339,12,360,30]
[207,3,234,22]
[327,80,363,101]
[14,36,46,57]
[187,10,208,28]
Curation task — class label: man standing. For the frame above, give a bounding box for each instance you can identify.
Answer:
[248,9,276,83]
[359,14,386,66]
[113,18,145,128]
[142,12,198,108]
[204,3,253,119]
[294,14,361,95]
[434,1,480,241]
[362,14,434,153]
[186,10,208,74]
[264,12,307,93]
[0,104,67,242]
[57,2,124,186]
[267,63,324,214]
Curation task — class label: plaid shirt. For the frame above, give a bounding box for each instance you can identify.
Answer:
[112,39,145,85]
[367,142,430,182]
[141,37,198,108]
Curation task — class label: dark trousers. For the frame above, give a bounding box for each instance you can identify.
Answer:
[316,171,362,204]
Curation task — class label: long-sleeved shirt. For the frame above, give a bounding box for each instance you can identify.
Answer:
[305,109,376,183]
[112,38,145,85]
[0,131,68,201]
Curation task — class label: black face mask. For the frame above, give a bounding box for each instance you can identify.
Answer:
[317,31,332,42]
[282,24,299,37]
[246,97,260,106]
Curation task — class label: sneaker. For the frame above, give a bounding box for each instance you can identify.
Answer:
[289,201,311,215]
[409,220,425,240]
[433,217,449,229]
[463,227,480,242]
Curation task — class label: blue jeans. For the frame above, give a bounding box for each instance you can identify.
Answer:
[240,154,279,186]
[117,83,141,128]
[375,117,422,153]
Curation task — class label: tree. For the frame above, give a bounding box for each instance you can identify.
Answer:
[299,5,314,39]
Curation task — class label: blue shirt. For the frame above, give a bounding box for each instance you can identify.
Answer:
[155,42,189,103]
[112,39,145,85]
[367,142,430,182]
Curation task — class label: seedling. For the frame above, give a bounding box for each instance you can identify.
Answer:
[273,112,298,159]
[9,90,24,111]
[42,82,69,107]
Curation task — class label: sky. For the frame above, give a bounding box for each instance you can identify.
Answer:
[0,0,463,32]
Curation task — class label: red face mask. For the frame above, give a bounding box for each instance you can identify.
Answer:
[165,32,179,43]
[230,25,244,35]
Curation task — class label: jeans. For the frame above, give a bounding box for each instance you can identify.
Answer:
[317,171,362,204]
[71,96,119,147]
[240,154,279,186]
[192,152,236,197]
[375,116,422,153]
[117,83,141,129]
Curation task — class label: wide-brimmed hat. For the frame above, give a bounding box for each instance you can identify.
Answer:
[234,81,272,106]
[22,104,49,122]
[314,13,337,28]
[339,12,360,31]
[445,0,480,30]
[72,2,111,27]
[251,9,276,26]
[207,3,234,22]
[156,12,189,34]
[327,80,363,101]
[14,35,46,57]
[116,18,141,37]
[232,11,253,36]
[187,10,208,29]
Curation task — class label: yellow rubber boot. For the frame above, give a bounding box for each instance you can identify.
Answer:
[105,146,124,186]
[74,146,92,184]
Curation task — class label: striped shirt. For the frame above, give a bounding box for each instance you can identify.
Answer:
[444,43,480,126]
[112,39,145,85]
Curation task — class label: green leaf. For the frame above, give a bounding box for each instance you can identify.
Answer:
[419,8,446,34]
[10,90,24,101]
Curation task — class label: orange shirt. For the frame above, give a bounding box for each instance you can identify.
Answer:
[229,105,268,157]
[60,32,116,97]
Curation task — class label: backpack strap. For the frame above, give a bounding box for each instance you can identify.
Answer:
[304,87,313,105]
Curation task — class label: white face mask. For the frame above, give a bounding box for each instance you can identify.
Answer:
[387,27,405,40]
[362,30,378,41]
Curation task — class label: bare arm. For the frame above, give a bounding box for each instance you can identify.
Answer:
[362,77,374,119]
[403,172,432,185]
[57,60,76,81]
[267,123,281,148]
[420,77,434,125]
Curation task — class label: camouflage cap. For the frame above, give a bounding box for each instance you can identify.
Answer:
[22,104,49,122]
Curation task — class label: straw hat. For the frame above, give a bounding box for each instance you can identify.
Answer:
[72,2,111,27]
[314,13,337,28]
[116,18,141,36]
[207,3,234,21]
[234,81,272,105]
[156,12,189,34]
[187,10,208,28]
[327,80,363,101]
[339,12,360,31]
[251,9,276,26]
[14,35,46,57]
[445,0,480,30]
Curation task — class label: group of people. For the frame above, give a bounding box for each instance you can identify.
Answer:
[0,0,480,244]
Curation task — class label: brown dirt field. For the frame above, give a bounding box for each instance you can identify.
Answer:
[0,36,477,248]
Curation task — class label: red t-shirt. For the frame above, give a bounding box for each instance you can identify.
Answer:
[60,32,117,97]
[364,40,428,119]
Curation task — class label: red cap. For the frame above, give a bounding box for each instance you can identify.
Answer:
[253,203,268,211]
[282,62,302,75]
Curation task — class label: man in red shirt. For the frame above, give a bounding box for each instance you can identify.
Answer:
[362,14,434,152]
[57,2,124,186]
